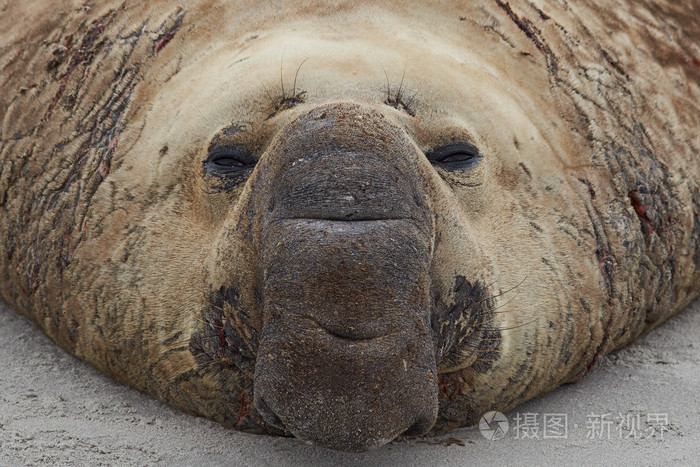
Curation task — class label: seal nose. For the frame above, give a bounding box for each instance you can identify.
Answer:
[270,147,419,222]
[262,103,429,225]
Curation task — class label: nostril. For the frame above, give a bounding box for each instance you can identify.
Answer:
[401,415,436,438]
[254,396,286,430]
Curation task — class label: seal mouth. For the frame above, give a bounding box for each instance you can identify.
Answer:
[267,216,414,227]
[272,215,413,222]
[304,314,400,341]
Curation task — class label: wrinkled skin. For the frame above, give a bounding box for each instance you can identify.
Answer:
[1,0,699,452]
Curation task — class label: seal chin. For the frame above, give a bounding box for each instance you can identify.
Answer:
[253,317,439,452]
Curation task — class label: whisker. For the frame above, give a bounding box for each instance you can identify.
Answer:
[381,64,391,102]
[456,344,503,353]
[405,89,420,109]
[279,49,287,97]
[473,316,498,328]
[490,291,521,312]
[397,60,408,101]
[261,82,277,108]
[474,313,537,330]
[192,316,224,329]
[477,275,528,306]
[489,318,538,332]
[492,306,533,315]
[292,57,310,98]
[192,105,214,127]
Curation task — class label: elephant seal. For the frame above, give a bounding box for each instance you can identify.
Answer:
[1,0,698,452]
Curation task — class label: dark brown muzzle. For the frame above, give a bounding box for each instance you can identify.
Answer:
[251,104,438,451]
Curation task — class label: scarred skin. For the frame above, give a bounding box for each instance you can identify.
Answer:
[0,0,699,452]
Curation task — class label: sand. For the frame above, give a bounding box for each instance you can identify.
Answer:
[1,298,698,466]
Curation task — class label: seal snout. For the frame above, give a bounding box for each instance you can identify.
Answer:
[247,104,439,450]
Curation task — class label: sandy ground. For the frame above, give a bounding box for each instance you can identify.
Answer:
[1,299,698,466]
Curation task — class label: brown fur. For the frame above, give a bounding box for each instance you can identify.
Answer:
[1,0,698,452]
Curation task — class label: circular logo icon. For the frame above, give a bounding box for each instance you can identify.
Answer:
[479,411,509,440]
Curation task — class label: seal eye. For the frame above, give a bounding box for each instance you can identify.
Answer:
[206,147,257,173]
[427,143,482,171]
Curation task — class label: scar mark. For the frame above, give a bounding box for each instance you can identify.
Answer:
[154,9,184,54]
[518,162,531,178]
[629,189,656,235]
[494,0,558,74]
